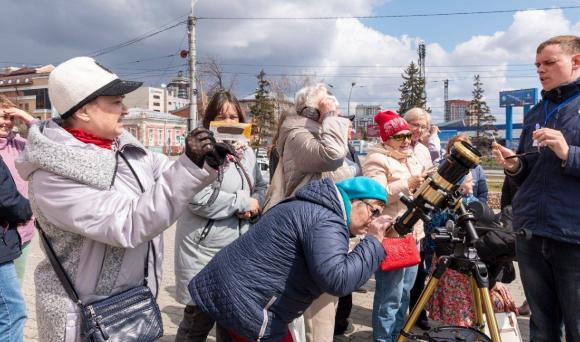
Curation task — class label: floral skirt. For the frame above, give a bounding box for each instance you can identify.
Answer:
[426,256,518,327]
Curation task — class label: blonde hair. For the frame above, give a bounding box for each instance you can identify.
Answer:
[0,95,16,108]
[446,134,471,155]
[537,35,580,55]
[403,107,431,126]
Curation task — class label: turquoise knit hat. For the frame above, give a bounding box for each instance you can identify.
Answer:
[335,177,387,226]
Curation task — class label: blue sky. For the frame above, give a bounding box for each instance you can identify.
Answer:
[1,0,579,124]
[368,0,576,50]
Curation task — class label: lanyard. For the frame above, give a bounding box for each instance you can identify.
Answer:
[543,92,580,126]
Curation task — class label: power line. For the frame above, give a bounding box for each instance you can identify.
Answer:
[196,5,580,20]
[196,61,533,69]
[111,54,178,66]
[89,15,188,57]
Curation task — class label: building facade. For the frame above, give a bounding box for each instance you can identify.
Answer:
[123,108,187,155]
[123,86,189,113]
[444,99,471,123]
[0,65,55,120]
[353,104,382,140]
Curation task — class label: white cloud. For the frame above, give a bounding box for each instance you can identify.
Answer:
[0,1,578,126]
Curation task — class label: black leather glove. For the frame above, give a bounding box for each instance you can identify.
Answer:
[185,128,216,168]
[205,142,237,169]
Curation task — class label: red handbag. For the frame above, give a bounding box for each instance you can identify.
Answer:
[379,234,421,272]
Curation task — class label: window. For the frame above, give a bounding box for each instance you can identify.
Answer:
[148,129,154,146]
[22,88,51,109]
[157,129,163,146]
[153,95,160,99]
[166,129,172,145]
[153,102,160,106]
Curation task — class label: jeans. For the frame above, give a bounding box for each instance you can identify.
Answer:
[517,235,580,342]
[372,265,418,342]
[0,261,26,342]
[409,251,429,323]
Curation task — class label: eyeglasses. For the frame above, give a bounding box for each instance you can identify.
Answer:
[409,122,428,131]
[361,200,382,219]
[389,133,412,141]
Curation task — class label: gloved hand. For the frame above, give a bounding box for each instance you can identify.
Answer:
[205,142,237,169]
[185,128,217,168]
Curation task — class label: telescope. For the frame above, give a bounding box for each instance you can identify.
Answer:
[394,140,482,238]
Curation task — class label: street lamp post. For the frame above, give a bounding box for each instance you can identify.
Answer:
[347,82,356,117]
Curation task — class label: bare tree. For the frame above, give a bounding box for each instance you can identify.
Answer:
[198,56,238,96]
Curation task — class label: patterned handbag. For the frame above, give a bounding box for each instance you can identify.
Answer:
[379,234,421,272]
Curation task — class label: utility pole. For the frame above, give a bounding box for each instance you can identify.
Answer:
[443,79,449,121]
[347,82,356,117]
[418,41,427,100]
[187,0,198,132]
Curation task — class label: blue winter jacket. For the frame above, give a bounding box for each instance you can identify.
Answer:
[188,178,385,341]
[510,78,580,244]
[0,157,31,264]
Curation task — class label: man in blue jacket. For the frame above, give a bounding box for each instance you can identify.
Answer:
[493,35,580,341]
[0,156,32,340]
[188,177,391,341]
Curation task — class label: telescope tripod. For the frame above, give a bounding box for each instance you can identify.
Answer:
[395,247,502,342]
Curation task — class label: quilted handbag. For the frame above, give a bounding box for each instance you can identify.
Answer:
[379,234,421,272]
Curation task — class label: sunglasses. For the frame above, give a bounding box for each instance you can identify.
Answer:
[361,200,382,219]
[389,133,412,141]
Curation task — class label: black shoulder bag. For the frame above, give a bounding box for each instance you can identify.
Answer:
[36,151,163,341]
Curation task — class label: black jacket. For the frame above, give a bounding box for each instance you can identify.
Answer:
[0,157,31,263]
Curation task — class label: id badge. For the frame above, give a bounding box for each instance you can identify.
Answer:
[532,123,540,147]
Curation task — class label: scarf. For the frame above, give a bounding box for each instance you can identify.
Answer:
[65,128,114,150]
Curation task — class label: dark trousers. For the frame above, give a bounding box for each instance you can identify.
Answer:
[517,235,580,342]
[334,294,353,334]
[175,305,232,342]
[409,251,429,322]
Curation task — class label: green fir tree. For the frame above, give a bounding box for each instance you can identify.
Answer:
[398,61,430,115]
[467,75,497,151]
[250,70,276,148]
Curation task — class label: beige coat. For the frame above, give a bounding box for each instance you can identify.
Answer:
[363,144,425,240]
[264,114,353,211]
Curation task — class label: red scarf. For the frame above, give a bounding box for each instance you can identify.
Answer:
[65,128,114,150]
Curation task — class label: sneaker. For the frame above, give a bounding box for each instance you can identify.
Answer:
[334,320,354,335]
[416,319,431,331]
[518,301,530,316]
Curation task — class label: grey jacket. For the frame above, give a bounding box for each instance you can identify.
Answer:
[174,145,267,304]
[16,120,216,342]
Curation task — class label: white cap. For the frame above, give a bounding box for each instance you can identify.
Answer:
[48,56,142,117]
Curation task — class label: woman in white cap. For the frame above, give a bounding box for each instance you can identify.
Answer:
[16,56,224,341]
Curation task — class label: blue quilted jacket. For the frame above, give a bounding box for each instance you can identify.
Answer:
[188,178,385,341]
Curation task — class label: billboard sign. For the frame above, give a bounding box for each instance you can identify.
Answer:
[499,88,537,107]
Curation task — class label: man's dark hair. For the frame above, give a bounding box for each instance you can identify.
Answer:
[202,90,245,129]
[537,35,580,55]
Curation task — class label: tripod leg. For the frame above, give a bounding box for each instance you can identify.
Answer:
[470,277,484,330]
[396,256,450,342]
[479,287,501,342]
[395,276,439,342]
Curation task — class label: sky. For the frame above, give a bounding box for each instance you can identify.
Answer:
[1,0,579,124]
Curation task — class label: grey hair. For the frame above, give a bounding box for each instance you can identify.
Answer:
[294,83,336,112]
[403,107,431,125]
